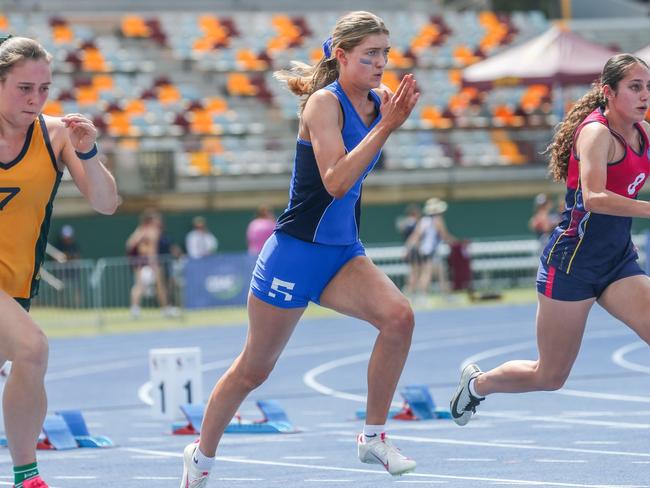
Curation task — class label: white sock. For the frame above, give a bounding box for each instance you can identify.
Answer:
[469,377,484,399]
[363,424,385,439]
[192,445,215,471]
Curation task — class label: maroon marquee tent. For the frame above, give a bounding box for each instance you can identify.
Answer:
[462,25,616,89]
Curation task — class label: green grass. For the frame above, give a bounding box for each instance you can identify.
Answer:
[32,288,538,338]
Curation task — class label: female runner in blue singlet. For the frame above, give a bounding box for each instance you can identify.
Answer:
[180,11,420,485]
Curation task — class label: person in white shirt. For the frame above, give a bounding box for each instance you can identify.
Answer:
[185,216,218,259]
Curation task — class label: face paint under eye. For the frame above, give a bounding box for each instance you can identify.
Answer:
[359,57,373,65]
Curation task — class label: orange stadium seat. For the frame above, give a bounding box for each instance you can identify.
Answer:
[189,151,212,175]
[52,24,74,44]
[421,105,453,129]
[121,15,151,38]
[42,100,63,117]
[226,73,258,97]
[236,49,268,71]
[0,15,8,30]
[158,84,181,105]
[205,97,228,114]
[76,85,99,106]
[189,109,214,135]
[92,74,114,92]
[81,47,107,72]
[106,111,132,137]
[387,48,414,69]
[492,130,526,164]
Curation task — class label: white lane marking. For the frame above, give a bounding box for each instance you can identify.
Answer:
[555,389,650,404]
[491,439,537,444]
[612,342,650,374]
[394,482,447,484]
[535,459,587,464]
[47,358,143,381]
[138,338,403,405]
[480,411,650,429]
[380,433,650,458]
[122,447,649,488]
[304,333,513,407]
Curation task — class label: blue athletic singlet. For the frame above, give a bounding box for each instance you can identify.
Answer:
[538,108,650,300]
[251,81,383,308]
[275,80,383,245]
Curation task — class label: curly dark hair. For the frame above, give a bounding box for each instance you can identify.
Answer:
[547,53,649,182]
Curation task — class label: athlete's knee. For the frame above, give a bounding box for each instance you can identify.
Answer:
[535,368,569,391]
[235,362,274,391]
[13,329,48,373]
[378,298,414,339]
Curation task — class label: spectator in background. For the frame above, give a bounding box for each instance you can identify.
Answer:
[54,225,82,307]
[528,193,557,251]
[185,216,218,259]
[405,197,455,303]
[396,204,422,296]
[246,205,275,255]
[55,225,80,261]
[126,209,178,318]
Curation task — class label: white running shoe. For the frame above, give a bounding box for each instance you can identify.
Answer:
[450,363,485,426]
[357,433,416,476]
[180,442,210,488]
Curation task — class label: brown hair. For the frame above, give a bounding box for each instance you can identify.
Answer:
[0,36,52,82]
[547,53,649,182]
[273,11,389,113]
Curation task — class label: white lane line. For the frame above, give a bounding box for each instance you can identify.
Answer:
[612,342,650,375]
[122,447,650,488]
[535,459,587,464]
[304,333,516,407]
[138,338,408,405]
[376,432,650,458]
[491,439,537,444]
[47,358,143,381]
[555,389,650,404]
[395,482,447,484]
[480,411,650,429]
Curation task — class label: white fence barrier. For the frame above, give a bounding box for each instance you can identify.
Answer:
[30,233,648,329]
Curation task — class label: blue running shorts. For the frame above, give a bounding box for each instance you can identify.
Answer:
[536,256,645,301]
[250,231,366,308]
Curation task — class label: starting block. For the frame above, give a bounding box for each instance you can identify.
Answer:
[356,384,451,421]
[55,410,114,448]
[4,410,116,450]
[37,415,79,450]
[172,400,297,435]
[172,403,204,435]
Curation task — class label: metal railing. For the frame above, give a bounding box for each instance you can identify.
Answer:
[30,233,648,330]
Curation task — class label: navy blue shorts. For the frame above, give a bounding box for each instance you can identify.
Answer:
[536,257,645,301]
[250,231,366,308]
